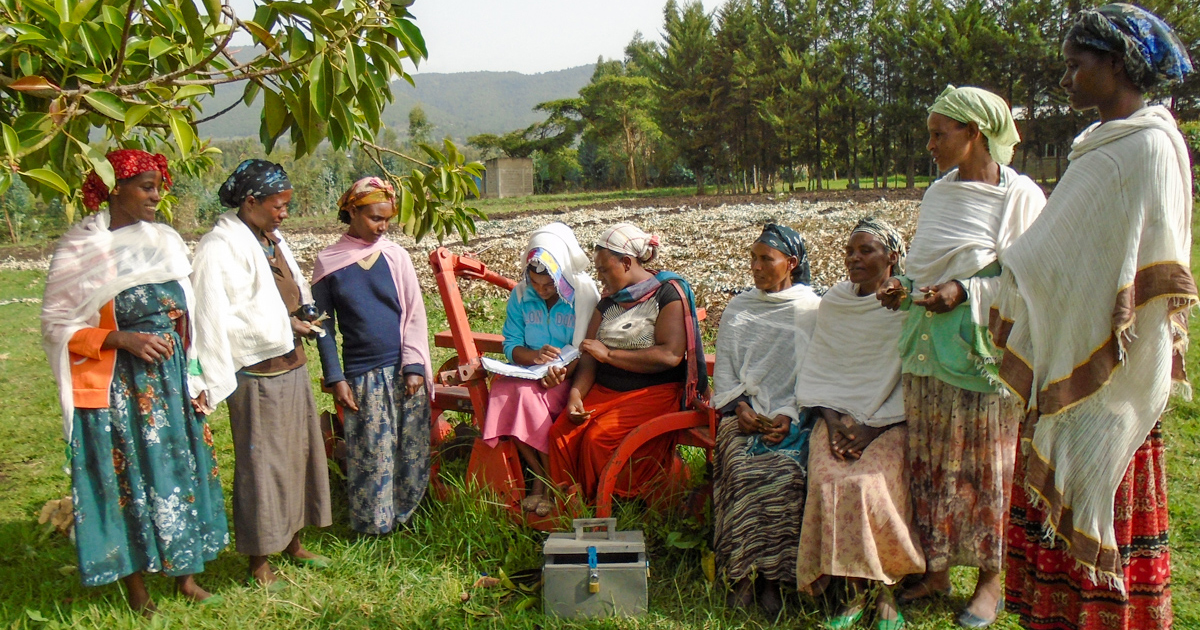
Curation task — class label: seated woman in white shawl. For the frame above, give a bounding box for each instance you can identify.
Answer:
[795,218,924,630]
[875,85,1045,627]
[993,7,1194,630]
[712,224,821,617]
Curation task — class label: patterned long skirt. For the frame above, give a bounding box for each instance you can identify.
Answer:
[1005,423,1172,630]
[904,375,1021,573]
[795,423,925,590]
[70,281,228,586]
[342,365,431,534]
[713,418,807,584]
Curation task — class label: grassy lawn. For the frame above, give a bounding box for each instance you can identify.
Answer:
[0,223,1197,630]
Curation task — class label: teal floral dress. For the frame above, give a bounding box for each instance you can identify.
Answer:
[69,281,229,586]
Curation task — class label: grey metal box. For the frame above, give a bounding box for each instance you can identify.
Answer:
[543,518,648,618]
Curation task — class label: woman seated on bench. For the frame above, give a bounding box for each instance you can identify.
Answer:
[481,223,599,517]
[548,222,707,502]
[711,224,822,617]
[794,218,925,630]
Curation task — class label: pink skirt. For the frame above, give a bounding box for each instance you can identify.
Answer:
[481,377,570,453]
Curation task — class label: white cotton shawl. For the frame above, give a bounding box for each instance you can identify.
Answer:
[795,281,906,427]
[992,105,1195,589]
[711,284,821,420]
[906,166,1045,328]
[513,222,601,347]
[40,211,195,441]
[188,211,309,407]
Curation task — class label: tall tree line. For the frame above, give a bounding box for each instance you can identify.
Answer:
[473,0,1198,194]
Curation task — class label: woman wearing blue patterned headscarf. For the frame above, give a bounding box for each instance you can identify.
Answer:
[998,5,1193,630]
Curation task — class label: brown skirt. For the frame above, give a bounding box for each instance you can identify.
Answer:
[227,368,332,555]
[904,375,1021,573]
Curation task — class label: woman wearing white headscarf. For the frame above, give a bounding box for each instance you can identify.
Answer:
[482,222,599,516]
[876,85,1046,627]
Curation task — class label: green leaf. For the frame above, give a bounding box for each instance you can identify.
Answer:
[179,0,205,44]
[309,53,329,119]
[168,112,195,159]
[174,85,212,99]
[82,91,126,121]
[202,0,223,22]
[242,81,261,106]
[0,171,12,197]
[242,20,277,51]
[263,89,286,138]
[357,83,380,132]
[368,41,405,79]
[343,48,359,89]
[25,609,49,623]
[21,168,70,195]
[148,36,176,59]
[395,18,428,59]
[73,139,115,187]
[1,124,18,160]
[287,26,310,60]
[123,104,154,132]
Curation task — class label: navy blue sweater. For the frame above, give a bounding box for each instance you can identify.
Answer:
[312,256,423,384]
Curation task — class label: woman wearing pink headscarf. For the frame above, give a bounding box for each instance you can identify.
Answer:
[311,176,433,535]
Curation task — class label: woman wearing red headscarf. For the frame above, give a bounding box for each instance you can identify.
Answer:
[41,150,228,615]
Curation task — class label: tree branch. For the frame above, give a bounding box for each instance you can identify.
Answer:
[193,97,244,124]
[109,0,143,87]
[359,139,432,169]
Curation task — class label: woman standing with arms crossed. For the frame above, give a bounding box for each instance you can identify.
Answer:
[42,150,227,614]
[876,86,1045,627]
[311,176,433,535]
[190,159,332,588]
[991,5,1193,629]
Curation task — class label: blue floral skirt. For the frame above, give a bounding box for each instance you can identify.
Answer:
[342,365,431,534]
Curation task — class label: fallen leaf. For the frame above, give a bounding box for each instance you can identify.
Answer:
[472,576,501,588]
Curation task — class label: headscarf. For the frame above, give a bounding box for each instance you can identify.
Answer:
[596,222,660,264]
[514,222,601,348]
[1065,3,1193,90]
[81,149,173,211]
[755,223,811,285]
[850,216,906,275]
[218,159,292,208]
[337,176,396,223]
[928,85,1022,166]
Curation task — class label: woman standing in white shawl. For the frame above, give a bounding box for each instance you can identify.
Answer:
[482,222,599,517]
[190,159,331,589]
[796,218,923,630]
[993,6,1193,630]
[712,224,821,617]
[41,150,227,614]
[875,86,1045,627]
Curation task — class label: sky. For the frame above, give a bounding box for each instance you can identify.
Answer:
[227,0,731,75]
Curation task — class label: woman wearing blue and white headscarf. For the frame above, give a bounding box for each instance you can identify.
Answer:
[992,5,1194,629]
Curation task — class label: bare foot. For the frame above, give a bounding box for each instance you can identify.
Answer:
[520,494,542,513]
[726,577,754,609]
[759,579,783,618]
[175,574,214,602]
[897,570,951,604]
[876,587,900,622]
[283,534,319,560]
[121,572,157,618]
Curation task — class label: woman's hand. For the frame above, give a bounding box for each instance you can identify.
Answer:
[404,373,425,397]
[533,345,561,365]
[566,390,592,425]
[191,390,211,415]
[875,277,906,311]
[539,365,568,389]
[290,316,316,338]
[912,280,966,314]
[826,413,882,461]
[760,415,793,445]
[332,380,358,411]
[107,331,174,363]
[579,339,612,364]
[735,402,761,435]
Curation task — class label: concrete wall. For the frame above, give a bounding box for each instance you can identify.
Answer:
[482,157,534,198]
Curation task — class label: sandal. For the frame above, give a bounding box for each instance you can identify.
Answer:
[877,610,906,630]
[896,581,950,605]
[956,597,1003,628]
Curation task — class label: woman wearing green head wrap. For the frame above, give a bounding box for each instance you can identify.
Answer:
[876,85,1047,628]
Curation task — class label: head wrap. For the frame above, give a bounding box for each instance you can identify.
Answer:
[850,216,906,275]
[596,222,660,264]
[755,223,811,285]
[1065,3,1193,90]
[218,159,292,208]
[337,176,396,223]
[81,149,173,211]
[928,85,1022,166]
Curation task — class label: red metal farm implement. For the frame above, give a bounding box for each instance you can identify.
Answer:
[427,247,717,530]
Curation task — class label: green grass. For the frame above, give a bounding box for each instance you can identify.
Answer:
[2,221,1198,630]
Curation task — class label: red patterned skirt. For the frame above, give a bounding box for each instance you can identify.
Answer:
[1005,422,1172,630]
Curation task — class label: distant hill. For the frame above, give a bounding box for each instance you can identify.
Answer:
[196,64,595,142]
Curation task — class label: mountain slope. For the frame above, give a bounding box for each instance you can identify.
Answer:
[196,64,594,141]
